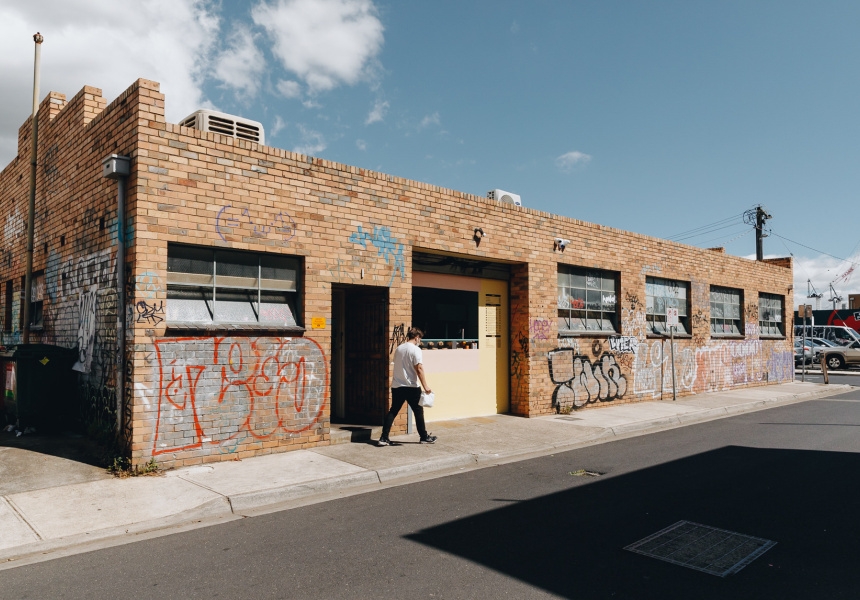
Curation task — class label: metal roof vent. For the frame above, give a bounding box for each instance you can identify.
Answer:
[179,109,265,145]
[487,189,522,206]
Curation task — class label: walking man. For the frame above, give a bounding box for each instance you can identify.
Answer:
[378,327,437,446]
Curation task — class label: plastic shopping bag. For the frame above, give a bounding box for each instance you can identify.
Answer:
[419,391,435,407]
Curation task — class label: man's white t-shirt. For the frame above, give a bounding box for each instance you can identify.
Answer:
[392,341,422,388]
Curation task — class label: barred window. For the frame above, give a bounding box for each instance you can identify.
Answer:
[710,286,743,335]
[558,266,618,333]
[167,244,301,327]
[759,293,784,336]
[646,277,689,335]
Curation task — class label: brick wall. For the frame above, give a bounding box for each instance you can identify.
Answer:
[0,82,144,437]
[0,79,794,468]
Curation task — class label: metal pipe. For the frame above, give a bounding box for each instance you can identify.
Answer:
[23,32,43,345]
[116,177,126,435]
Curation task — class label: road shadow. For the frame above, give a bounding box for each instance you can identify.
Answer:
[407,445,860,599]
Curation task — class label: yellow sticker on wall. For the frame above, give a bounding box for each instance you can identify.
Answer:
[311,317,327,330]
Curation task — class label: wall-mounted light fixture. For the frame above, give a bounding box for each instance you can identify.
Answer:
[554,237,570,252]
[473,227,485,245]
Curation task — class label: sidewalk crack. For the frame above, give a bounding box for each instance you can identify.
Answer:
[2,496,44,541]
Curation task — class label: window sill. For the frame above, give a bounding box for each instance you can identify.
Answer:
[759,335,786,340]
[558,331,620,338]
[710,334,745,340]
[647,333,692,339]
[166,322,306,334]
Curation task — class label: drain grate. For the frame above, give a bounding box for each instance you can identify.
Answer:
[624,520,776,577]
[555,416,582,421]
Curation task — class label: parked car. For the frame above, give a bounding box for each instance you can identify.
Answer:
[794,339,813,366]
[819,340,860,370]
[800,337,840,360]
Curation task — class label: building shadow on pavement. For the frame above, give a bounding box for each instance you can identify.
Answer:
[407,445,860,599]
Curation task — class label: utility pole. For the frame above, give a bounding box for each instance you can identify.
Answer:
[744,205,772,261]
[23,32,44,345]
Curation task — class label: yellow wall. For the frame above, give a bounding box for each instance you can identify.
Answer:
[422,278,509,420]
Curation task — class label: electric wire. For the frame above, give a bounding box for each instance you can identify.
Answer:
[665,212,746,241]
[671,221,748,243]
[694,227,753,248]
[768,230,860,268]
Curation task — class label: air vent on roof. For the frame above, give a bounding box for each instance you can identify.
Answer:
[488,189,522,206]
[179,109,265,145]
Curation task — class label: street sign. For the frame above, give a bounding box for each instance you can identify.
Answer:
[666,307,679,327]
[801,304,813,318]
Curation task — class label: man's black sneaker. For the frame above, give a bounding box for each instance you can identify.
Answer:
[377,438,391,447]
[420,434,437,444]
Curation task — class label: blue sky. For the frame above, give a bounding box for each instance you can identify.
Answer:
[2,0,859,307]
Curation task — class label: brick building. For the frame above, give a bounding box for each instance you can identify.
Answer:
[0,79,794,468]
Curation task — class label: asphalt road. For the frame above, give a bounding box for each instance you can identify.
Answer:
[4,389,860,599]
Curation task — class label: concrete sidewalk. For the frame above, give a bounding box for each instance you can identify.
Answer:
[0,381,852,566]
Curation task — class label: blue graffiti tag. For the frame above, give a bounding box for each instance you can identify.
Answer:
[348,225,406,286]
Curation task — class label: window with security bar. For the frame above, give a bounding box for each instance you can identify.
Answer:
[646,277,689,335]
[166,244,301,327]
[710,285,743,335]
[758,293,784,337]
[557,265,618,333]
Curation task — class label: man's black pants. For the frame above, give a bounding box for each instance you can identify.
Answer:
[381,386,427,440]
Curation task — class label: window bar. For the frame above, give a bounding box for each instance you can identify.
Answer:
[212,254,217,321]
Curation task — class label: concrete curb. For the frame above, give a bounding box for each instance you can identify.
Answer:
[227,471,382,513]
[375,454,478,483]
[0,495,235,567]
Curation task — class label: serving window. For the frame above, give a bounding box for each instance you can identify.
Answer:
[413,287,479,349]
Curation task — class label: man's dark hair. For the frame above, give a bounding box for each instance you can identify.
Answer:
[407,327,424,340]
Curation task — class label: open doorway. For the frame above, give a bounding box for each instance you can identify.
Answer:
[331,285,389,425]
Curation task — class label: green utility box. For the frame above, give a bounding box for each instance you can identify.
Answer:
[1,344,77,431]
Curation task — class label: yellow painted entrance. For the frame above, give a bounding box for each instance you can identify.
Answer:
[417,276,509,421]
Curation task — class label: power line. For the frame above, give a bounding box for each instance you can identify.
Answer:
[769,230,860,269]
[666,212,746,241]
[671,221,748,243]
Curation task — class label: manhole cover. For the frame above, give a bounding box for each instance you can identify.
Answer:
[624,520,776,577]
[555,416,582,421]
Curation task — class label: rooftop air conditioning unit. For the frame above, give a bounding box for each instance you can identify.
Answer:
[179,109,265,145]
[487,189,522,207]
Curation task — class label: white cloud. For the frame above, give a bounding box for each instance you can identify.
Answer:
[271,115,287,136]
[356,139,367,151]
[252,0,384,95]
[555,150,592,173]
[276,79,303,99]
[292,124,326,156]
[419,112,440,130]
[212,25,265,98]
[365,99,389,124]
[790,255,859,309]
[0,0,221,165]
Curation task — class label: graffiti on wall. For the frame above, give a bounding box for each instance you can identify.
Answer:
[55,249,115,300]
[346,224,406,287]
[216,205,297,243]
[151,337,328,455]
[633,339,697,397]
[136,300,164,325]
[73,285,98,373]
[389,323,406,355]
[548,348,627,411]
[632,338,793,397]
[529,318,551,341]
[608,335,639,355]
[132,271,163,300]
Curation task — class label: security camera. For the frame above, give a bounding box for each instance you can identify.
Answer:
[555,238,570,251]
